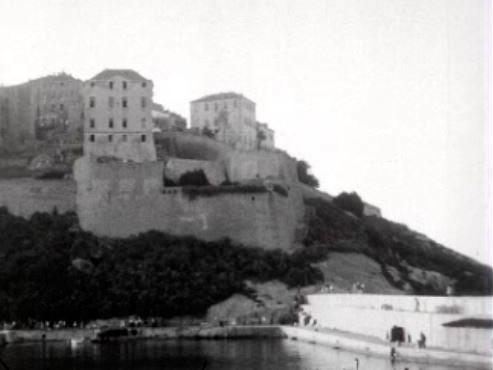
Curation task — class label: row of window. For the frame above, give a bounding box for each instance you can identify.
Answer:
[89,97,147,108]
[88,134,147,143]
[89,81,147,89]
[203,100,238,112]
[88,117,147,129]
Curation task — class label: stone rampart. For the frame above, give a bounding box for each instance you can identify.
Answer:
[0,178,76,217]
[165,158,226,185]
[75,157,304,250]
[156,131,299,184]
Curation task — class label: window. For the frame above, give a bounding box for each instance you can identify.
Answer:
[122,134,127,142]
[214,103,218,112]
[108,97,114,108]
[60,103,64,110]
[142,82,147,88]
[233,100,237,108]
[89,97,95,108]
[224,102,228,109]
[205,103,209,111]
[141,118,146,128]
[89,134,95,142]
[90,82,95,87]
[108,135,113,142]
[122,97,127,108]
[109,81,114,89]
[122,118,127,128]
[90,119,95,128]
[109,118,114,128]
[123,81,127,89]
[141,97,146,108]
[141,134,146,142]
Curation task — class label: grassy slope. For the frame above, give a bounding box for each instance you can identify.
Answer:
[303,196,493,296]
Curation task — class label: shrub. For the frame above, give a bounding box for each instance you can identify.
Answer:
[272,184,288,197]
[296,160,319,188]
[178,169,210,187]
[333,192,364,218]
[34,169,67,180]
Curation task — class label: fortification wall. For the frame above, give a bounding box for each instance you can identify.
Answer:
[165,158,226,185]
[75,157,303,250]
[226,150,298,184]
[155,131,299,184]
[0,178,76,217]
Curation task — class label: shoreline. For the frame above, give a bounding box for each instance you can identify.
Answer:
[2,325,491,369]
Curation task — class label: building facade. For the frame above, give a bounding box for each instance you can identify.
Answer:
[0,73,84,147]
[190,92,257,151]
[82,69,156,162]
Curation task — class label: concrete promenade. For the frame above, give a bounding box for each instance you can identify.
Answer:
[1,325,491,369]
[282,326,492,369]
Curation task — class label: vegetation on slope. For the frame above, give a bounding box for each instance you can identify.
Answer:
[303,197,493,296]
[0,207,322,323]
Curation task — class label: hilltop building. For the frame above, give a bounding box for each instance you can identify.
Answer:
[190,92,258,151]
[151,103,186,132]
[0,73,83,146]
[82,69,156,162]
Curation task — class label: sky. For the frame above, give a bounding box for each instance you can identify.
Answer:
[0,0,491,263]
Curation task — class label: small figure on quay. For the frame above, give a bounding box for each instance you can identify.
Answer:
[418,332,427,348]
[390,347,397,363]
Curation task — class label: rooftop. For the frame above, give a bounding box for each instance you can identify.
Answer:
[89,69,149,82]
[191,92,253,104]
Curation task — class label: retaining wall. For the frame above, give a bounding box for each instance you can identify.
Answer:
[75,157,304,250]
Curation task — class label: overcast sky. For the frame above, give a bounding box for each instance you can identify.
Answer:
[0,0,490,263]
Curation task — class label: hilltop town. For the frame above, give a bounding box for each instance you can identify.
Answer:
[0,69,379,250]
[0,70,492,367]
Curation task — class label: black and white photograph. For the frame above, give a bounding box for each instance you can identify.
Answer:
[0,0,491,369]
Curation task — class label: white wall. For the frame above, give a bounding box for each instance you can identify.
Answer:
[303,294,492,354]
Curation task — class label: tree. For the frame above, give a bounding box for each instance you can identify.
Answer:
[333,191,364,218]
[296,160,319,188]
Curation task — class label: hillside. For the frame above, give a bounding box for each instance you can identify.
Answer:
[0,190,491,324]
[303,196,492,296]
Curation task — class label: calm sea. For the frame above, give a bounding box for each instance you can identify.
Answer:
[0,339,468,370]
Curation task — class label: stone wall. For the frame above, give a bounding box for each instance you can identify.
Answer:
[303,294,493,354]
[75,157,304,250]
[165,158,226,185]
[0,178,76,217]
[156,131,299,184]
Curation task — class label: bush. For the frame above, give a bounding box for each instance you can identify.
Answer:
[178,169,210,187]
[272,184,288,197]
[34,169,67,180]
[297,160,319,188]
[333,192,364,217]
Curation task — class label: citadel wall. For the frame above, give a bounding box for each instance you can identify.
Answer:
[74,157,303,250]
[165,158,226,185]
[0,178,76,217]
[157,131,299,184]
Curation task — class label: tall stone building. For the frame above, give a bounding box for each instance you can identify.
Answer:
[82,69,156,162]
[190,92,257,151]
[0,73,84,147]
